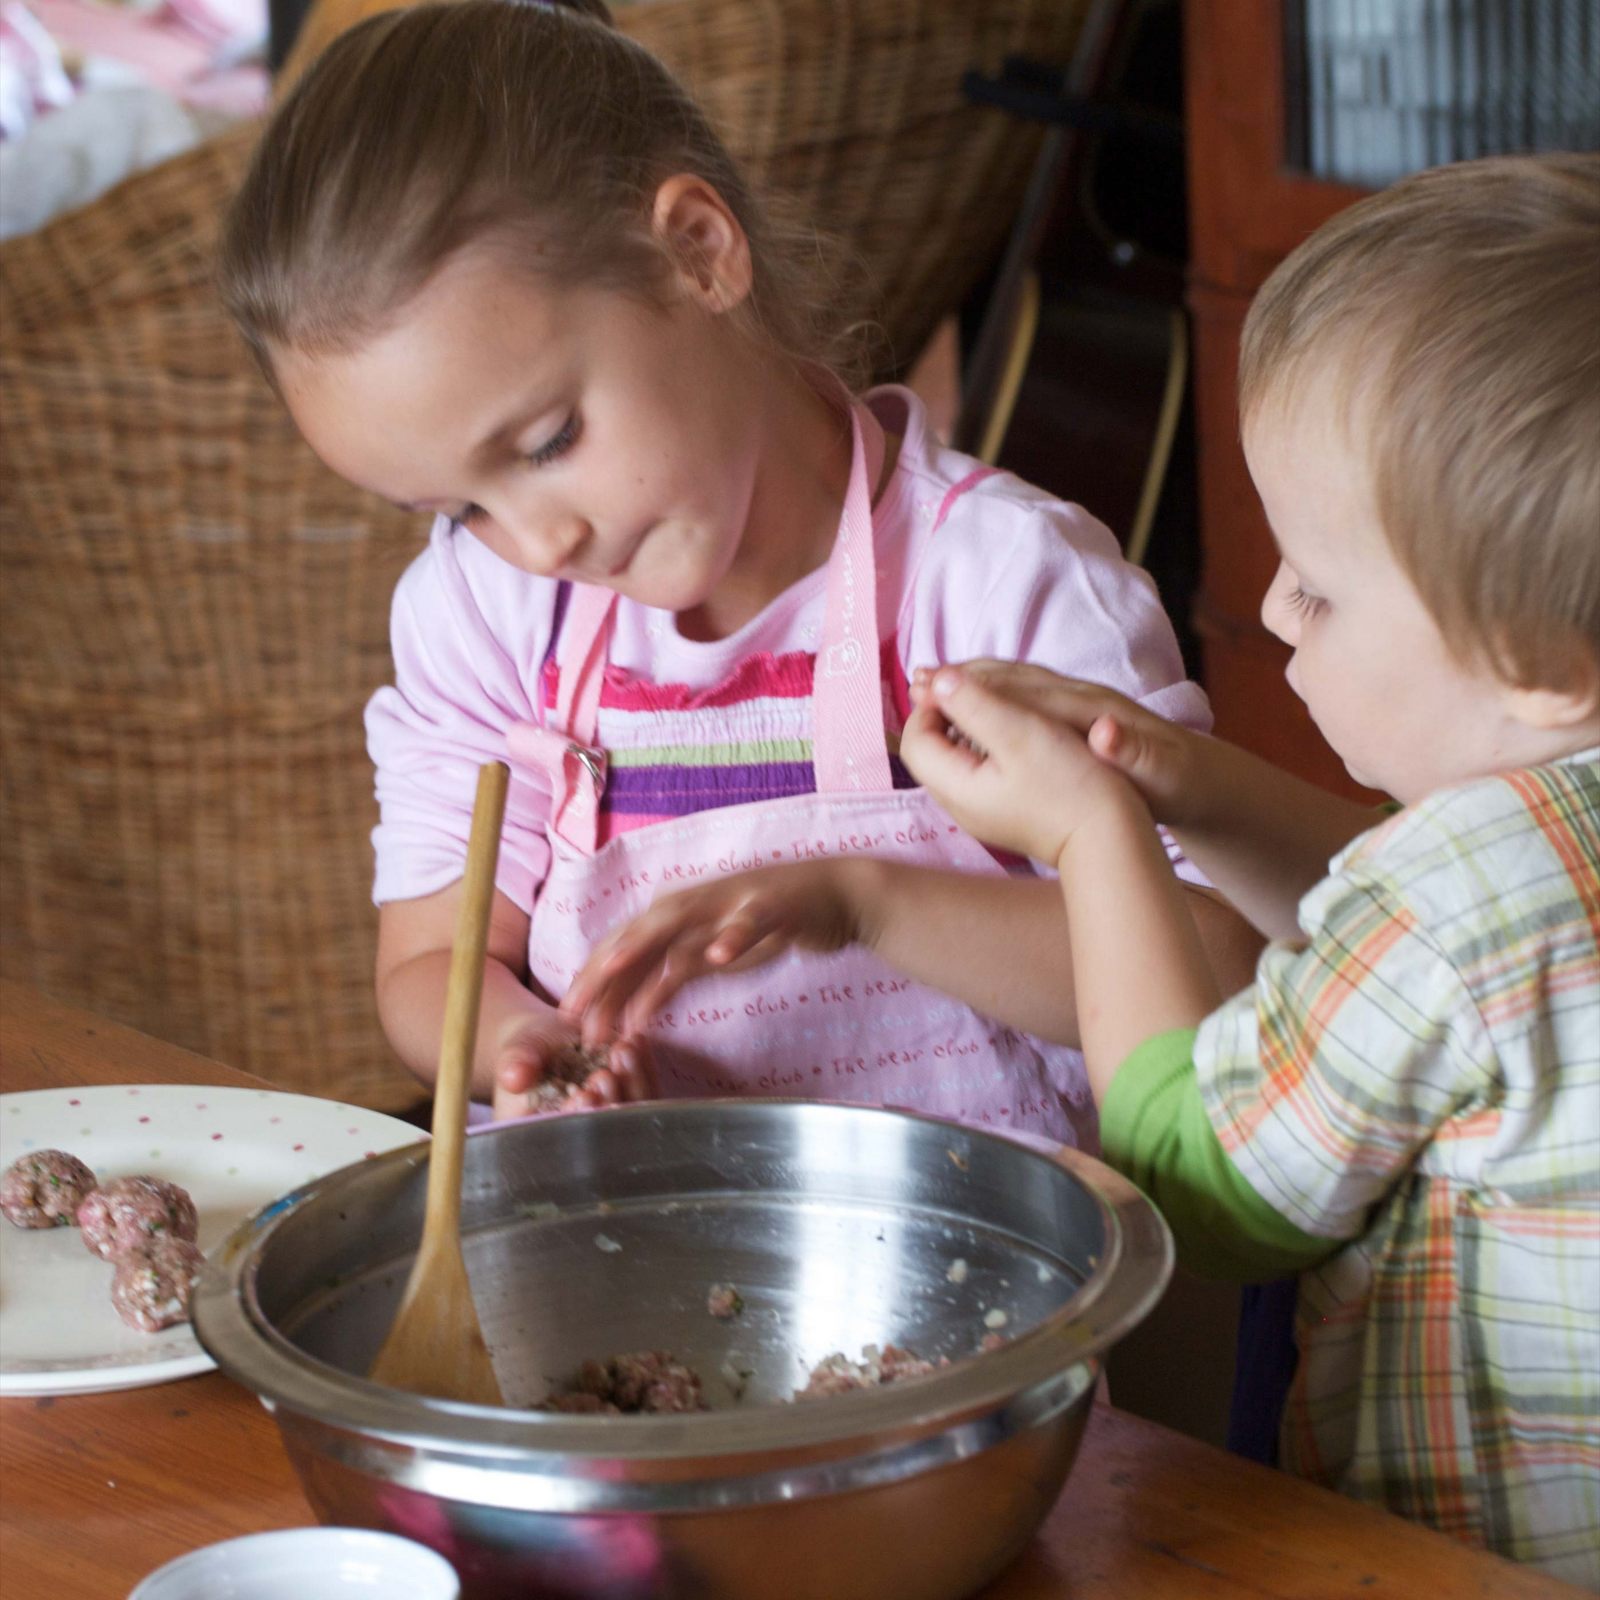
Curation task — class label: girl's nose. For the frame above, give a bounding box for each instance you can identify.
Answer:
[500,508,591,576]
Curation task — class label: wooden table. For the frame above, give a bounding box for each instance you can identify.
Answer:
[0,979,1580,1599]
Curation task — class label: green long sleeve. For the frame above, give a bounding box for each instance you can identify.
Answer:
[1100,1029,1338,1281]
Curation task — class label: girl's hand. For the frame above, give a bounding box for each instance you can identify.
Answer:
[902,663,1179,864]
[488,1010,657,1122]
[560,862,864,1045]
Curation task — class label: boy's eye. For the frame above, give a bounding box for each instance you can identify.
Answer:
[1284,584,1326,618]
[525,412,580,469]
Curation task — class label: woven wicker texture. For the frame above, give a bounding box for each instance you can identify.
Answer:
[0,0,1086,1110]
[0,127,428,1110]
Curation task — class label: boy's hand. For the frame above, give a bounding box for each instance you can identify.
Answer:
[559,862,863,1045]
[489,1010,656,1122]
[902,663,1192,862]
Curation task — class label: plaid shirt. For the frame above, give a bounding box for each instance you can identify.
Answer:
[1195,751,1600,1586]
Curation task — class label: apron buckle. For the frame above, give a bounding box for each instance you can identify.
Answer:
[567,740,608,796]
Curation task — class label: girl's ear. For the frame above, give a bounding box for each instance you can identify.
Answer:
[650,175,753,315]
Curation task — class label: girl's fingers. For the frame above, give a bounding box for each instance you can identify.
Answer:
[704,909,765,964]
[611,1041,657,1101]
[574,1066,620,1107]
[496,1055,537,1094]
[496,1040,555,1094]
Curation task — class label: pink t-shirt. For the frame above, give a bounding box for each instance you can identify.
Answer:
[366,386,1212,906]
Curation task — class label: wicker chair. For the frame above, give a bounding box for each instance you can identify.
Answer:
[0,0,1089,1110]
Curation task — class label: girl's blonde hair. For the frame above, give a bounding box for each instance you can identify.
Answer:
[1239,154,1600,691]
[219,0,869,385]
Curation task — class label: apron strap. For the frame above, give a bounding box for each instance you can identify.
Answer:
[506,582,615,854]
[813,404,893,795]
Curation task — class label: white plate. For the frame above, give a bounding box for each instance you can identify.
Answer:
[0,1085,423,1396]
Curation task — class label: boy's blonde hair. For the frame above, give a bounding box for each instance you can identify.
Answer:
[1239,154,1600,690]
[218,0,869,387]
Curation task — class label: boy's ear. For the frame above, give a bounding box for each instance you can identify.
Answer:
[1503,637,1600,731]
[650,175,753,315]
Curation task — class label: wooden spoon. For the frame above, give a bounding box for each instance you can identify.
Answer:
[369,760,509,1406]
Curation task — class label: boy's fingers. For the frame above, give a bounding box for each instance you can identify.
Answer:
[929,667,1040,756]
[1088,711,1169,790]
[900,706,984,790]
[1088,714,1127,765]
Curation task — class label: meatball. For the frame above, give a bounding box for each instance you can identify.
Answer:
[542,1351,706,1415]
[110,1236,206,1332]
[1,1149,98,1228]
[527,1043,611,1112]
[77,1175,198,1261]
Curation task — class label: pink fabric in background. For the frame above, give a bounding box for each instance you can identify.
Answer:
[27,0,266,117]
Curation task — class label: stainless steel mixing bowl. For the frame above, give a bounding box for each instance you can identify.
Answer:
[195,1100,1171,1600]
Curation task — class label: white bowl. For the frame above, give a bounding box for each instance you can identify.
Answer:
[129,1527,460,1600]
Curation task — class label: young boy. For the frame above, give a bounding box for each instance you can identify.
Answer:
[562,153,1599,1582]
[901,153,1600,1584]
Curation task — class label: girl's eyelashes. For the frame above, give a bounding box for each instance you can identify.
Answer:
[525,411,580,468]
[447,413,581,529]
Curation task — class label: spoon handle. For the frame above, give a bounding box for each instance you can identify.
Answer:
[425,760,510,1242]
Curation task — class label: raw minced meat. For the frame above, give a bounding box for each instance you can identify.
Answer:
[706,1283,744,1319]
[541,1351,706,1415]
[110,1236,206,1332]
[527,1043,612,1112]
[795,1343,949,1399]
[1,1149,97,1228]
[77,1175,198,1260]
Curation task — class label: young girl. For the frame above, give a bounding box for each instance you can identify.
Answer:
[218,0,1257,1140]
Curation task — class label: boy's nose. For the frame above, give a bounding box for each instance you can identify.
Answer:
[1260,564,1298,646]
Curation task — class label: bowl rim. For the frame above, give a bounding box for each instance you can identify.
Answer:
[128,1525,460,1598]
[195,1101,1171,1468]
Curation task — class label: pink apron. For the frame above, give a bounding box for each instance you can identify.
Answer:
[506,405,1091,1146]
